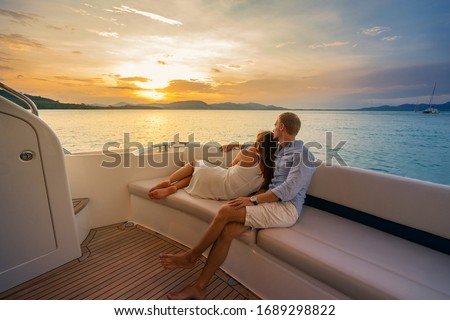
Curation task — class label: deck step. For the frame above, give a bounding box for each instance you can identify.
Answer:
[72,198,89,215]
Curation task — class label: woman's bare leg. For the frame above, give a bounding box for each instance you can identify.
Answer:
[148,179,171,193]
[148,161,195,197]
[149,176,192,199]
[168,161,195,183]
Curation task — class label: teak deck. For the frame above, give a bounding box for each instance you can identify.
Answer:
[0,223,259,300]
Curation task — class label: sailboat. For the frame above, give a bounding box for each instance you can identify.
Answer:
[422,82,440,114]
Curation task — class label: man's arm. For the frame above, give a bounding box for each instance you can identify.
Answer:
[228,189,279,208]
[252,190,279,204]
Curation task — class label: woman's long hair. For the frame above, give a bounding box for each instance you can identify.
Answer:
[256,131,277,189]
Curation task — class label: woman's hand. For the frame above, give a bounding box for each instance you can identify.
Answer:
[228,197,252,208]
[220,143,241,152]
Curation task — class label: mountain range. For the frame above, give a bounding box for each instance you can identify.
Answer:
[0,91,284,110]
[357,102,450,112]
[1,90,449,111]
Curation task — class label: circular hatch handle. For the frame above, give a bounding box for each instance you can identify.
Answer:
[20,150,35,161]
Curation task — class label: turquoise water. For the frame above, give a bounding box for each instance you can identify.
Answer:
[40,110,450,186]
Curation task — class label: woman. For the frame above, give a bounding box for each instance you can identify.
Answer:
[148,131,276,200]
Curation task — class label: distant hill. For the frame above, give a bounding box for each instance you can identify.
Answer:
[210,102,284,110]
[0,91,285,110]
[142,100,211,109]
[358,101,450,112]
[121,100,285,110]
[0,91,99,109]
[1,89,449,111]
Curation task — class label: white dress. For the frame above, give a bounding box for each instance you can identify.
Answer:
[184,160,264,200]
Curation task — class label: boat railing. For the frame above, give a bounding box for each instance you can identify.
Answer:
[132,140,227,155]
[132,141,191,155]
[0,82,39,117]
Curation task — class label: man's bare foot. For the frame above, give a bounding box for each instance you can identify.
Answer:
[149,186,177,199]
[159,252,197,269]
[167,282,206,300]
[148,179,171,193]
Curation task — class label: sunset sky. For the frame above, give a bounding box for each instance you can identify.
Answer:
[1,0,449,109]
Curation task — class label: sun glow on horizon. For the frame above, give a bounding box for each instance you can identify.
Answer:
[136,89,166,101]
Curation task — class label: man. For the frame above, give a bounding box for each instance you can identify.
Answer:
[159,112,317,299]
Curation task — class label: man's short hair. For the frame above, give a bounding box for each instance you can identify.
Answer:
[279,112,301,136]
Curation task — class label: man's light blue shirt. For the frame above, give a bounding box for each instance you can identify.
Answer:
[269,140,316,216]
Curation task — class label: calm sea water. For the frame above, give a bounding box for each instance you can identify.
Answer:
[39,110,450,186]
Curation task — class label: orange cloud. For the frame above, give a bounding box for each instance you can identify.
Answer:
[160,80,214,94]
[118,76,152,82]
[0,33,44,51]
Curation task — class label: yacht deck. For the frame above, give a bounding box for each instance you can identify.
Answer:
[0,223,259,300]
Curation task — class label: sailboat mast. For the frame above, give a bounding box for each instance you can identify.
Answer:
[428,82,436,108]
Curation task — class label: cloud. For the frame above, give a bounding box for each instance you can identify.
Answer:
[46,24,65,31]
[382,35,400,41]
[276,41,296,48]
[0,33,45,51]
[361,26,391,36]
[113,77,154,91]
[216,63,241,70]
[70,5,123,27]
[98,31,119,38]
[353,62,450,99]
[54,76,99,84]
[308,41,349,49]
[160,80,214,94]
[0,9,38,25]
[88,29,119,38]
[110,5,182,25]
[109,86,136,91]
[119,76,152,82]
[69,7,91,16]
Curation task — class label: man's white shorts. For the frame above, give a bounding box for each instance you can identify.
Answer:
[244,201,298,229]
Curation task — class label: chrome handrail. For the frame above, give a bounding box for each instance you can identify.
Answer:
[0,82,39,116]
[132,141,191,155]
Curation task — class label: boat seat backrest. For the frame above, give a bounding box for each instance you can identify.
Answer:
[306,165,450,240]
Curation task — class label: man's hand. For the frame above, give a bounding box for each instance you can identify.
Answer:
[228,197,252,208]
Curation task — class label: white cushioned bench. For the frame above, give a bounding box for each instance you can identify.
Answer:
[258,206,450,299]
[128,179,257,245]
[128,163,450,299]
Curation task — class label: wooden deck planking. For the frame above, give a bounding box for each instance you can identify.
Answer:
[0,223,259,300]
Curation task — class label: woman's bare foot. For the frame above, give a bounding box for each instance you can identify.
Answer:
[167,282,206,300]
[159,252,197,269]
[148,179,171,194]
[149,186,177,199]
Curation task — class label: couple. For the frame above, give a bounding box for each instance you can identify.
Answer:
[149,112,316,299]
[148,129,276,201]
